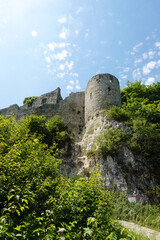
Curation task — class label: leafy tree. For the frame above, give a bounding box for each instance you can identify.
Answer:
[23,96,38,106]
[89,127,126,157]
[0,115,140,239]
[46,115,72,149]
[106,80,160,178]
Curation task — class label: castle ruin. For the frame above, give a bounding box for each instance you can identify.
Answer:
[1,74,158,202]
[0,73,121,136]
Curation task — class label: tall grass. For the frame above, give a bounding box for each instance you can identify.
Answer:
[111,191,160,231]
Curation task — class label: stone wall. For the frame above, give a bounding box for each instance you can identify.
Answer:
[85,74,121,123]
[32,87,62,108]
[31,91,85,136]
[0,90,85,136]
[0,104,20,119]
[0,73,121,135]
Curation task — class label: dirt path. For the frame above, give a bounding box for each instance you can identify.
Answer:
[119,220,160,240]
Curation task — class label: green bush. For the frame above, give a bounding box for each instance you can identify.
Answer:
[23,96,38,106]
[108,106,130,122]
[46,115,72,151]
[106,81,160,177]
[96,126,126,156]
[0,115,150,239]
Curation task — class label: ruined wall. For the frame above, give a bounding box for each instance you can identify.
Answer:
[0,73,121,135]
[0,90,85,136]
[32,87,62,108]
[85,74,121,123]
[31,91,85,136]
[0,104,20,119]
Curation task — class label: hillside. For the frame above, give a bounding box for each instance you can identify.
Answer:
[0,75,160,238]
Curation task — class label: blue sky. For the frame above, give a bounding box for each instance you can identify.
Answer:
[0,0,160,109]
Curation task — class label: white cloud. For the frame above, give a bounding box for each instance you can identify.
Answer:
[45,42,70,53]
[41,41,78,91]
[59,28,68,39]
[85,33,89,38]
[75,80,81,90]
[146,36,150,40]
[76,85,81,90]
[59,64,65,70]
[123,67,130,73]
[31,30,37,37]
[142,61,156,75]
[131,42,143,55]
[145,77,155,85]
[54,50,68,60]
[157,60,160,67]
[118,40,122,45]
[57,72,66,78]
[47,43,56,51]
[76,7,84,14]
[66,79,81,92]
[134,58,142,66]
[67,85,74,90]
[85,29,89,38]
[148,51,155,59]
[155,42,160,49]
[133,42,143,51]
[132,68,142,79]
[69,73,79,77]
[142,52,148,59]
[121,75,127,79]
[66,61,74,70]
[69,80,74,85]
[75,30,79,35]
[45,57,51,64]
[58,17,66,24]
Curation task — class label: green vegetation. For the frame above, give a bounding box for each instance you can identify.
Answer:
[105,81,160,177]
[0,114,148,239]
[112,191,160,232]
[96,127,126,156]
[23,96,38,106]
[1,81,160,239]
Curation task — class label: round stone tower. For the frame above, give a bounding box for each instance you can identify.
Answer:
[85,73,121,123]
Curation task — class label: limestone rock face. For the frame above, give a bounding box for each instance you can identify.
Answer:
[0,73,158,203]
[66,116,157,203]
[87,146,156,203]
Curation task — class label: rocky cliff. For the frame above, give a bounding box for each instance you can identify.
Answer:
[60,113,158,203]
[0,73,158,203]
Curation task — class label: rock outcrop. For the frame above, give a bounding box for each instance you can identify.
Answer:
[0,73,158,203]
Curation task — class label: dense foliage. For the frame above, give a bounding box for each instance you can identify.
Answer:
[1,81,160,238]
[106,81,160,177]
[23,96,38,106]
[0,115,142,239]
[95,127,126,156]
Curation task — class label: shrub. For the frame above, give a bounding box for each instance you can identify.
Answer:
[96,126,126,156]
[46,115,72,150]
[108,106,130,122]
[23,96,38,106]
[0,116,149,239]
